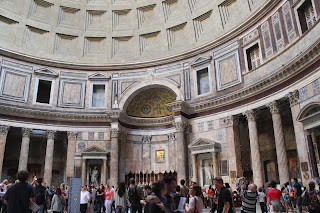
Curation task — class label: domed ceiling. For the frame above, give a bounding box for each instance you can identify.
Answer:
[0,0,266,65]
[126,88,176,118]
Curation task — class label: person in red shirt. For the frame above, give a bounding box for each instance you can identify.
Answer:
[267,180,286,212]
[208,185,217,212]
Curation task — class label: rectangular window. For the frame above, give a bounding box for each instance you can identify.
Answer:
[246,43,261,71]
[197,68,210,95]
[36,79,52,104]
[298,0,317,33]
[92,84,105,107]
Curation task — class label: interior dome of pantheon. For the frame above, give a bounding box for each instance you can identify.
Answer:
[0,0,320,191]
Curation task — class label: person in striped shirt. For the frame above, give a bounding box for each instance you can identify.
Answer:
[236,177,258,213]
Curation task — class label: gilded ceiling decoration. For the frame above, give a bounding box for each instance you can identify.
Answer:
[126,88,176,118]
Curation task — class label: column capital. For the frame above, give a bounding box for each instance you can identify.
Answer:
[111,128,119,138]
[243,110,257,121]
[47,130,57,139]
[0,125,10,135]
[173,121,187,132]
[223,116,239,127]
[67,131,77,140]
[167,133,176,141]
[267,100,280,114]
[142,135,152,143]
[21,128,32,137]
[286,90,300,106]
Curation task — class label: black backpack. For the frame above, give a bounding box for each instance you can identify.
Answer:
[35,186,46,205]
[128,185,140,204]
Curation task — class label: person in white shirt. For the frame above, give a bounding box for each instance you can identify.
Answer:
[80,186,90,213]
[258,188,266,213]
[184,185,203,213]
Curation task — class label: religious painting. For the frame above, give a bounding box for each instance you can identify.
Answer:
[156,150,165,162]
[301,162,309,172]
[221,160,228,176]
[289,158,298,172]
[230,171,236,179]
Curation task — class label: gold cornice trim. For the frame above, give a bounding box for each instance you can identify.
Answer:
[0,0,281,71]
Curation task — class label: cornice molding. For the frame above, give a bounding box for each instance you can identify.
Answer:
[188,37,320,114]
[0,0,280,71]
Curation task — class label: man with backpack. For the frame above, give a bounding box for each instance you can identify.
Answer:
[128,178,143,213]
[33,178,46,213]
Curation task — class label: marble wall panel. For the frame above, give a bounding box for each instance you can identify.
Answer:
[282,1,297,43]
[261,21,273,58]
[58,79,86,108]
[272,12,285,51]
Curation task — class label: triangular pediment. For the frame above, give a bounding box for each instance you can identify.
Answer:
[88,72,111,80]
[34,68,59,78]
[191,55,212,67]
[81,145,107,153]
[188,138,220,149]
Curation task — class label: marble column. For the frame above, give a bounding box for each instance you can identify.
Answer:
[173,121,187,183]
[66,131,77,182]
[0,126,10,178]
[267,101,290,184]
[43,130,56,187]
[167,133,176,171]
[81,158,86,185]
[18,128,33,171]
[119,132,127,182]
[110,128,119,187]
[287,91,312,184]
[223,116,243,177]
[191,154,198,183]
[212,151,219,177]
[102,159,107,185]
[306,131,319,177]
[243,110,264,187]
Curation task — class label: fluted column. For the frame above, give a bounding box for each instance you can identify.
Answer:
[267,101,290,184]
[43,130,56,186]
[191,154,198,183]
[287,91,311,184]
[81,158,86,185]
[173,121,187,182]
[66,131,77,182]
[110,128,119,187]
[102,159,107,185]
[0,126,10,178]
[243,110,263,187]
[167,133,176,171]
[212,151,219,178]
[18,128,33,171]
[223,116,243,178]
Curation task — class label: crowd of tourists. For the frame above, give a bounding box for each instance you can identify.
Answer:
[1,170,320,213]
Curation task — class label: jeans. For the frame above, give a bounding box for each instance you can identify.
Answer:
[80,204,87,213]
[111,201,115,213]
[32,204,44,213]
[105,200,112,213]
[95,200,103,213]
[130,203,142,213]
[260,202,265,213]
[61,203,65,213]
[115,208,126,213]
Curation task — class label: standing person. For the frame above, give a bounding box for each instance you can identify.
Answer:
[208,185,215,210]
[236,177,258,213]
[60,184,67,213]
[258,188,266,213]
[214,177,233,213]
[163,176,177,212]
[266,180,286,212]
[111,186,116,213]
[114,182,127,213]
[302,181,320,213]
[95,184,105,213]
[180,179,189,197]
[184,185,203,213]
[4,170,35,213]
[146,180,167,213]
[104,185,114,213]
[51,188,65,213]
[33,178,46,213]
[128,178,143,213]
[293,178,302,213]
[172,185,182,211]
[80,186,91,213]
[282,183,293,213]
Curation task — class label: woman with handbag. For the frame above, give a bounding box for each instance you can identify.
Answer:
[282,183,293,213]
[51,188,66,213]
[184,185,203,213]
[114,182,127,213]
[302,181,320,213]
